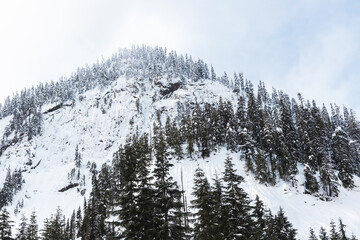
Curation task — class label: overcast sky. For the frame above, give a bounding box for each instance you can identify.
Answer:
[1,0,360,114]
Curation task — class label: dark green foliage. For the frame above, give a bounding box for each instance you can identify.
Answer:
[332,128,355,188]
[26,211,39,240]
[222,156,253,239]
[338,218,347,240]
[304,164,320,194]
[16,214,27,240]
[191,167,218,240]
[210,175,224,240]
[252,195,267,240]
[0,168,13,209]
[273,207,297,240]
[0,168,24,210]
[330,220,339,240]
[254,148,270,184]
[309,227,318,240]
[75,144,82,168]
[41,207,66,240]
[152,128,187,239]
[0,208,13,240]
[320,160,339,198]
[319,226,329,240]
[239,128,255,173]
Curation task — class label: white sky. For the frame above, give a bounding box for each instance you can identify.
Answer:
[0,0,360,114]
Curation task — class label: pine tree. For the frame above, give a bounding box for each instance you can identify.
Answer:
[330,220,339,240]
[304,164,320,194]
[252,195,267,240]
[211,174,224,240]
[273,207,297,240]
[87,165,107,239]
[16,214,27,240]
[112,138,138,239]
[246,82,261,144]
[239,128,255,173]
[75,144,82,168]
[319,226,329,240]
[338,218,347,240]
[41,207,66,240]
[75,207,82,235]
[309,227,319,240]
[134,134,157,239]
[320,159,339,198]
[222,156,253,239]
[263,209,277,240]
[68,210,76,240]
[332,127,354,188]
[278,95,299,182]
[0,208,13,240]
[254,148,270,184]
[191,167,217,240]
[152,129,186,240]
[0,168,14,208]
[26,211,38,240]
[309,228,318,240]
[78,198,91,240]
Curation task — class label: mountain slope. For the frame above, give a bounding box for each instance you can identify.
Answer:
[0,46,359,239]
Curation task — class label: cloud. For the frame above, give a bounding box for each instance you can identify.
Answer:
[284,25,360,111]
[0,0,359,115]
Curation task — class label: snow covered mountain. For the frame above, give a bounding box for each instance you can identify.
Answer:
[0,46,359,239]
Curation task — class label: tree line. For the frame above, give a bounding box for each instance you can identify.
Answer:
[1,131,358,239]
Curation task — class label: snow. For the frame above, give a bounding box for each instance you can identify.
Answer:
[0,115,11,140]
[0,76,360,239]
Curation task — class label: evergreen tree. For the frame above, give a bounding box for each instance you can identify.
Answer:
[211,174,224,240]
[87,165,108,239]
[41,207,66,240]
[16,214,27,240]
[239,128,255,173]
[152,128,186,240]
[26,211,38,240]
[309,227,319,240]
[252,195,267,240]
[320,159,339,198]
[222,156,253,239]
[330,220,339,240]
[254,148,270,184]
[0,208,13,240]
[0,168,14,208]
[319,226,329,240]
[75,144,82,168]
[273,207,297,240]
[263,209,277,240]
[78,198,90,239]
[134,134,157,239]
[332,127,354,188]
[75,207,82,235]
[338,218,347,240]
[304,164,320,194]
[278,95,299,182]
[191,167,217,240]
[112,138,138,239]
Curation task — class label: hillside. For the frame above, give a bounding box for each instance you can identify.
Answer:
[0,46,359,239]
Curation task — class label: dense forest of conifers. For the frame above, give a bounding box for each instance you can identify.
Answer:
[0,46,359,239]
[0,134,358,239]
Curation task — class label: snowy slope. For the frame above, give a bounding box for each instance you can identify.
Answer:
[0,76,359,239]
